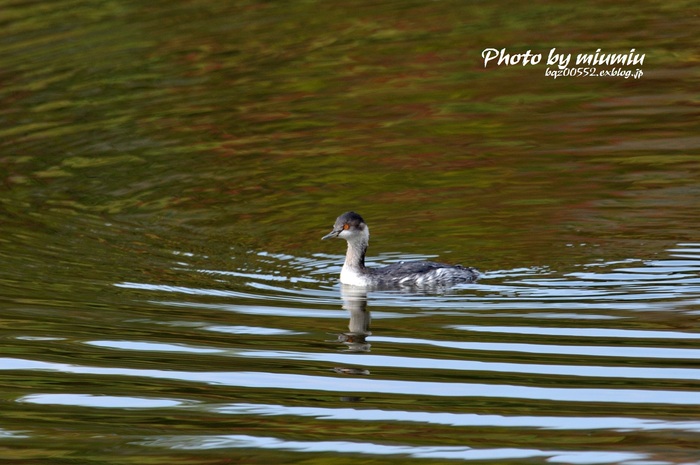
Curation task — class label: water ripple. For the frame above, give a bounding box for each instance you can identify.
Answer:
[208,402,700,432]
[375,336,700,359]
[452,325,700,339]
[19,393,186,409]
[3,358,700,405]
[138,433,646,463]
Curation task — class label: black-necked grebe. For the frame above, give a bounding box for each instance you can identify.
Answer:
[322,211,479,288]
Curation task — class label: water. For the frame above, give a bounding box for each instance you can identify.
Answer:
[2,0,700,464]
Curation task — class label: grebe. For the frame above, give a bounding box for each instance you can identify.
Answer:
[322,211,479,288]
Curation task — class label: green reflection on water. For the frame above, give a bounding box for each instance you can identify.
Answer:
[1,0,700,463]
[0,0,697,296]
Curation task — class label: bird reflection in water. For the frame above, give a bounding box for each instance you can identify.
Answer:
[331,285,372,378]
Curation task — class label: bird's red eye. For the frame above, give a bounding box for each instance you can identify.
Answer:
[343,223,350,230]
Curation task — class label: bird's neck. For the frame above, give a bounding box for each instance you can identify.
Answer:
[344,237,368,270]
[344,226,369,271]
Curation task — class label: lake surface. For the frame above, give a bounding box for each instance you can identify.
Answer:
[1,0,699,464]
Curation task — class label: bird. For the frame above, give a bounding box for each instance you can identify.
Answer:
[322,211,479,288]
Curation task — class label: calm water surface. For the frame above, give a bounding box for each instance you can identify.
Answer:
[1,0,700,464]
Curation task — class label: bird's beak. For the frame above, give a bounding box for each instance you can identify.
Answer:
[322,228,341,240]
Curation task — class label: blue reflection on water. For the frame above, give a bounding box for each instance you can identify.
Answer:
[138,433,646,463]
[3,357,700,405]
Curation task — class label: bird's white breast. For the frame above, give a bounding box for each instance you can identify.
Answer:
[340,265,370,286]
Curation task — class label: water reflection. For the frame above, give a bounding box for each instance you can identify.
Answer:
[3,243,700,464]
[334,285,372,353]
[139,433,646,463]
[2,2,699,463]
[19,394,186,409]
[207,402,700,432]
[330,285,372,383]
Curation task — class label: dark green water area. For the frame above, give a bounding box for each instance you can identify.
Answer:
[1,1,699,464]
